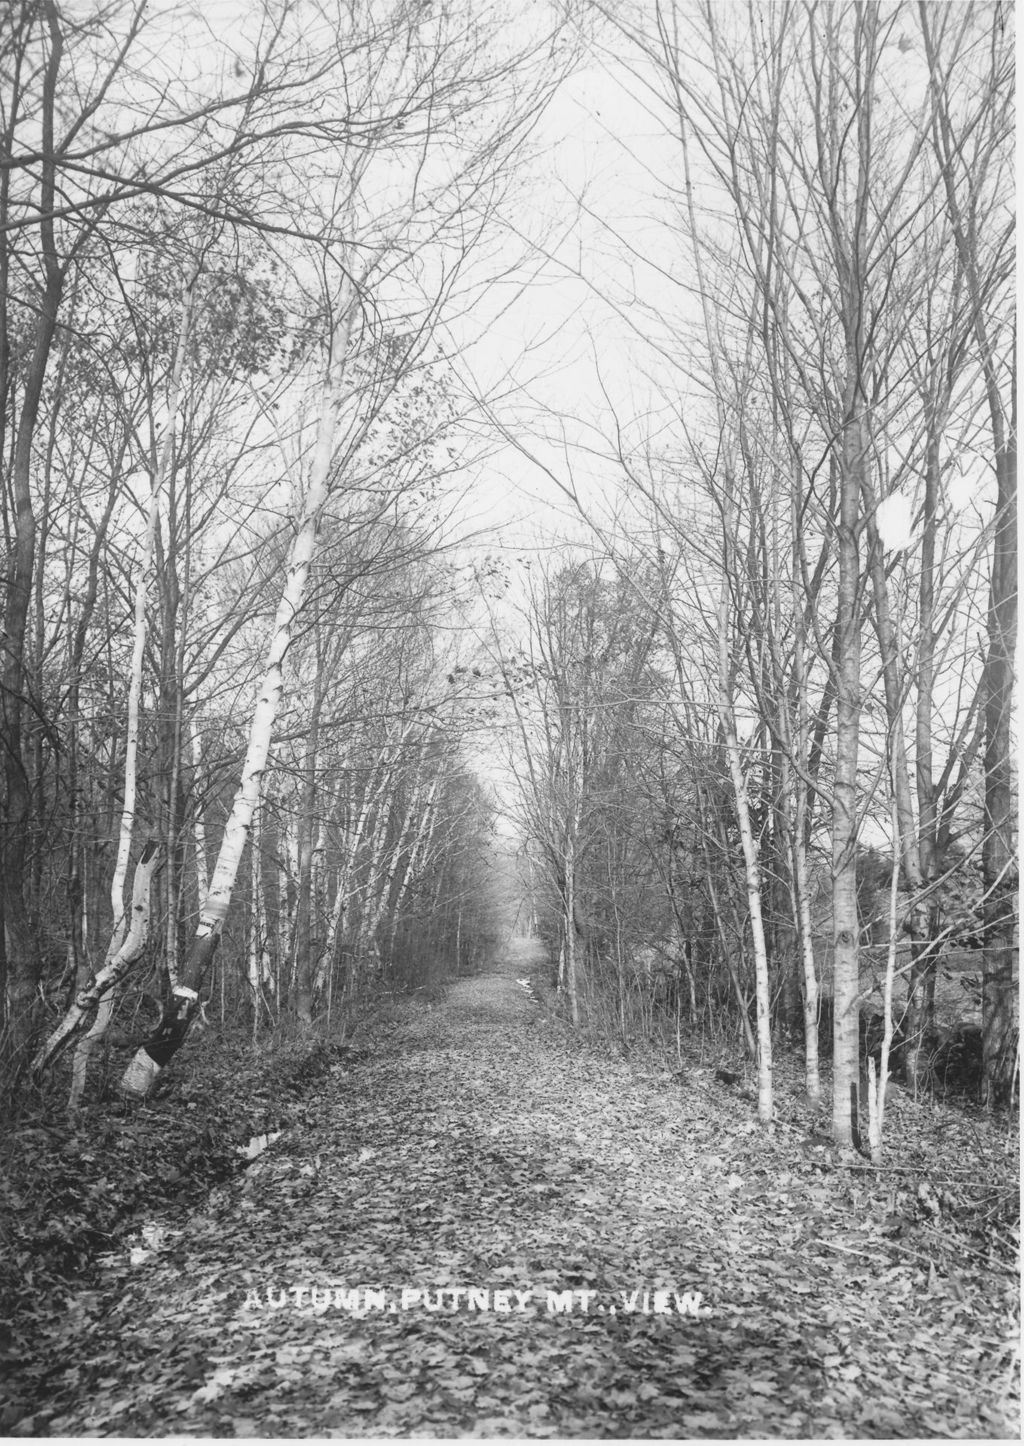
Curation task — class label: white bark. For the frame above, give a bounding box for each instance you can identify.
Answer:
[191,721,209,901]
[248,788,269,1032]
[867,807,901,1164]
[715,503,773,1120]
[32,842,161,1086]
[564,836,580,1027]
[387,769,443,955]
[364,773,425,946]
[205,307,353,921]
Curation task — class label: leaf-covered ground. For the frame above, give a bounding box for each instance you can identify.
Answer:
[2,940,1019,1438]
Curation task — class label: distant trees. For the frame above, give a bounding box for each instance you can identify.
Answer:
[496,558,663,1030]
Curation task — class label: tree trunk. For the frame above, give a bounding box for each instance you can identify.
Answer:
[291,692,323,1028]
[981,442,1017,1107]
[832,383,866,1150]
[1,5,65,1059]
[718,587,773,1122]
[32,841,161,1083]
[564,856,580,1028]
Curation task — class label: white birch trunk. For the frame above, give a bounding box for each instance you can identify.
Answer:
[191,721,209,901]
[718,588,773,1124]
[792,791,821,1105]
[365,773,425,946]
[282,815,299,990]
[355,815,390,956]
[867,807,901,1164]
[314,779,367,991]
[564,838,580,1027]
[789,497,822,1106]
[248,788,267,1029]
[32,842,161,1085]
[387,770,442,955]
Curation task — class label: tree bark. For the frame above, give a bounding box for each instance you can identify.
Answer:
[832,395,865,1151]
[981,442,1017,1107]
[31,840,161,1083]
[718,603,773,1123]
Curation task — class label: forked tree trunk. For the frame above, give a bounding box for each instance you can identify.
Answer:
[32,842,161,1083]
[120,299,355,1098]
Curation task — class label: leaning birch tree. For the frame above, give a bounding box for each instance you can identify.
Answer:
[119,287,357,1096]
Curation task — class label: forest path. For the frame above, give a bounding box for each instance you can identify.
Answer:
[20,940,1017,1438]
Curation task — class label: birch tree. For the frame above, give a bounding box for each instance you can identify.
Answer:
[119,290,357,1096]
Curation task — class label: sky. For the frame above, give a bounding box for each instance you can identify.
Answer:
[441,38,691,555]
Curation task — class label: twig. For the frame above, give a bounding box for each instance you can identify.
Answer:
[880,1238,942,1269]
[843,1162,1011,1184]
[818,1241,890,1264]
[918,1221,1017,1269]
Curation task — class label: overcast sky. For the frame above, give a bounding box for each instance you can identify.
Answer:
[444,39,693,555]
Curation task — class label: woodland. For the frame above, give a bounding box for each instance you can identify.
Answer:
[0,0,1018,1438]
